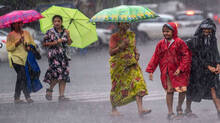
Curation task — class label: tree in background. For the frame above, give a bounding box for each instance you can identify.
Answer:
[0,0,37,10]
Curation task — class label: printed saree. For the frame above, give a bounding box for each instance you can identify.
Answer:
[109,31,148,107]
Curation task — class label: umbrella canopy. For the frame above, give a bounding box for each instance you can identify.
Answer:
[90,5,159,23]
[0,10,43,28]
[40,6,98,48]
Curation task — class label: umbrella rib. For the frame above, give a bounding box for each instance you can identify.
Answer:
[62,8,79,28]
[73,19,88,20]
[73,20,91,32]
[71,10,92,22]
[72,9,78,19]
[128,6,133,22]
[72,22,83,46]
[60,7,72,18]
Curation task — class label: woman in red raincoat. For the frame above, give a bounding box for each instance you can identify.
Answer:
[146,22,191,120]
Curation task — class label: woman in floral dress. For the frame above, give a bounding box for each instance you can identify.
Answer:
[43,15,72,101]
[109,22,151,116]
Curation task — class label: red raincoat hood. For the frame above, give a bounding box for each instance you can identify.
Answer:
[165,22,178,39]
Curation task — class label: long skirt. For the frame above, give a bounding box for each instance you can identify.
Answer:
[110,63,148,107]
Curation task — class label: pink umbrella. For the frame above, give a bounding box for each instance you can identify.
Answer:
[0,10,43,28]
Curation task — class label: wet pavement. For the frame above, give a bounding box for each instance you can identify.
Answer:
[0,31,220,123]
[0,98,219,123]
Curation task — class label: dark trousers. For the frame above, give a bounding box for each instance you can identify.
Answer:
[12,62,30,100]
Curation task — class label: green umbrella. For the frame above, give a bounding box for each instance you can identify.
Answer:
[40,5,98,48]
[90,5,159,23]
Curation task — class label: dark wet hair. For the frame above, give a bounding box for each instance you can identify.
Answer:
[116,22,130,29]
[10,23,15,31]
[10,21,23,31]
[52,15,63,22]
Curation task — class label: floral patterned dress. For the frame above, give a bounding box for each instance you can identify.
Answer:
[43,27,70,84]
[109,31,148,107]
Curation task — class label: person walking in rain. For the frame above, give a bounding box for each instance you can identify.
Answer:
[43,15,72,102]
[146,22,191,120]
[6,21,36,104]
[184,18,220,119]
[109,22,151,116]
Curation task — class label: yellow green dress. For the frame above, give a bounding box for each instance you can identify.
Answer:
[109,31,148,107]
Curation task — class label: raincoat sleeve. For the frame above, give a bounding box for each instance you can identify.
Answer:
[6,33,16,52]
[177,40,191,72]
[213,39,220,64]
[185,38,193,50]
[146,43,160,73]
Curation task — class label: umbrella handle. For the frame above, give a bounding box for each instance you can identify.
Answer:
[67,19,74,29]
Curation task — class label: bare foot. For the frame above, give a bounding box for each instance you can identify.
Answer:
[111,110,123,117]
[58,96,70,102]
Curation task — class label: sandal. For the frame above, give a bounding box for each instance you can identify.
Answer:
[184,109,198,118]
[176,108,184,120]
[167,113,176,120]
[45,88,53,101]
[217,111,220,119]
[58,96,70,102]
[14,99,25,104]
[139,109,152,117]
[26,98,34,104]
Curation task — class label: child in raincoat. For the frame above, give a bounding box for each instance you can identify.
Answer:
[185,18,220,119]
[146,22,191,120]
